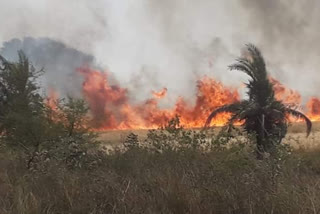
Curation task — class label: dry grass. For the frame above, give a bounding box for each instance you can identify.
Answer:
[2,143,320,213]
[1,122,320,213]
[98,122,320,149]
[98,129,150,145]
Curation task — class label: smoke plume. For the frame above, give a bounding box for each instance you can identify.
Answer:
[0,0,319,103]
[0,37,98,97]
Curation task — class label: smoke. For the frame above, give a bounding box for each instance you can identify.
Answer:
[238,0,320,99]
[0,0,319,103]
[0,0,108,52]
[0,37,99,97]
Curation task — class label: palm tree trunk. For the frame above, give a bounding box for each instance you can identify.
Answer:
[261,114,265,140]
[256,114,265,159]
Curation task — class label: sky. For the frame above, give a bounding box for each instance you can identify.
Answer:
[0,0,319,104]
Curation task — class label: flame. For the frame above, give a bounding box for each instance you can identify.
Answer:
[307,97,320,121]
[46,88,59,111]
[174,77,240,127]
[152,88,167,99]
[46,67,320,130]
[76,67,240,130]
[45,88,60,122]
[270,77,302,105]
[77,67,129,129]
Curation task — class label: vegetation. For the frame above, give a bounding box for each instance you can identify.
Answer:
[0,52,98,170]
[205,44,312,156]
[0,51,47,150]
[0,49,320,213]
[1,119,320,213]
[57,96,91,137]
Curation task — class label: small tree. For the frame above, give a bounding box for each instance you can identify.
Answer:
[205,44,312,157]
[0,51,48,150]
[58,96,90,137]
[44,96,99,170]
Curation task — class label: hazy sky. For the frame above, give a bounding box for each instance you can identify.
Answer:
[0,0,319,103]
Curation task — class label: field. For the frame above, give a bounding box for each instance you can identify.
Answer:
[2,122,320,213]
[98,121,320,149]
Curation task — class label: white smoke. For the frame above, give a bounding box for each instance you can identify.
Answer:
[0,0,319,104]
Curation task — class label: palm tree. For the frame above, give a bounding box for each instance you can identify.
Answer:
[205,44,312,155]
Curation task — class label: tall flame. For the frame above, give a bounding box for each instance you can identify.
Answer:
[46,88,59,111]
[46,67,320,130]
[76,67,239,130]
[270,77,302,105]
[307,97,320,121]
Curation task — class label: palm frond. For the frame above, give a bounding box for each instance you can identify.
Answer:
[229,58,257,80]
[246,44,266,68]
[205,102,245,128]
[245,44,267,80]
[285,108,312,136]
[0,54,10,71]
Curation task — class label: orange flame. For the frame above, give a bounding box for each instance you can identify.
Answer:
[46,88,59,111]
[76,67,240,130]
[306,97,320,121]
[45,67,320,130]
[270,77,302,105]
[45,88,60,122]
[152,88,168,99]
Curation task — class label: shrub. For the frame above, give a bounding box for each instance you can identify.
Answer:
[0,51,49,150]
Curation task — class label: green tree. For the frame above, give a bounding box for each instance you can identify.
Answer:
[45,96,99,170]
[205,44,311,156]
[58,96,90,137]
[0,51,48,150]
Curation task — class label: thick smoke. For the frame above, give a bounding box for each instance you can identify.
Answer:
[238,0,320,99]
[0,37,99,97]
[0,0,319,104]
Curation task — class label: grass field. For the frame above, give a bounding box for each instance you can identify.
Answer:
[98,121,320,149]
[2,123,320,213]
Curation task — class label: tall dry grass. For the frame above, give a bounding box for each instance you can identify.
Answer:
[1,141,320,213]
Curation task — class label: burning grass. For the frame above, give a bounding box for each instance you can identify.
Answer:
[45,66,320,132]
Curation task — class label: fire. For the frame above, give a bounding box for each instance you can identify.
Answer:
[46,67,320,130]
[174,77,240,127]
[152,88,167,99]
[45,88,60,122]
[307,98,320,121]
[268,77,320,123]
[46,88,59,111]
[270,77,302,105]
[76,67,240,130]
[77,67,130,129]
